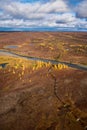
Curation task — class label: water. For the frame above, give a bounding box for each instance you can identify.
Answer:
[0,63,8,68]
[4,45,18,49]
[0,50,87,71]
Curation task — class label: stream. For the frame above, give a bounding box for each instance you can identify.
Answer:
[0,50,87,71]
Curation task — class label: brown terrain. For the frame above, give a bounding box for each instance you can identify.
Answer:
[0,32,87,130]
[0,32,87,64]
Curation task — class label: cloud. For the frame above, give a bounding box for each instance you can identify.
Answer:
[0,0,87,30]
[1,0,69,18]
[37,0,69,13]
[75,0,87,18]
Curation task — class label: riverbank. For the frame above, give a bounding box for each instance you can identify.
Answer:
[0,49,87,71]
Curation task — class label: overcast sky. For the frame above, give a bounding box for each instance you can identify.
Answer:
[0,0,87,31]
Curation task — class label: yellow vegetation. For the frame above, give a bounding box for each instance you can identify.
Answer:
[49,46,54,50]
[0,55,68,75]
[21,71,24,75]
[40,43,45,47]
[13,70,15,74]
[32,61,68,71]
[54,63,68,70]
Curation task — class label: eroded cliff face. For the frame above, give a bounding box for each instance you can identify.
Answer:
[0,67,87,130]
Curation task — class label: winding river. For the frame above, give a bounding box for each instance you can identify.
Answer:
[0,50,87,71]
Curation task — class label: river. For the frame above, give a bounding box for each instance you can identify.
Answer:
[0,50,87,71]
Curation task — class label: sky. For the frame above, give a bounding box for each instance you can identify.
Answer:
[0,0,87,31]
